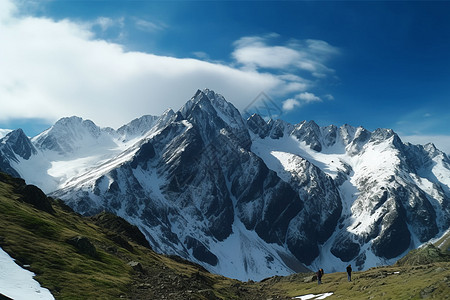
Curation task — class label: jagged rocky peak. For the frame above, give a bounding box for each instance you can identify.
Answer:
[339,124,357,144]
[369,128,401,145]
[345,126,371,155]
[203,88,247,130]
[157,108,176,125]
[267,119,289,139]
[178,89,251,147]
[407,141,449,163]
[180,89,214,118]
[322,124,338,147]
[116,115,159,141]
[181,89,245,128]
[247,113,270,138]
[0,128,37,161]
[404,143,433,171]
[421,142,449,160]
[292,120,323,152]
[247,116,288,139]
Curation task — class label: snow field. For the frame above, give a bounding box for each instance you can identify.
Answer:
[0,247,54,300]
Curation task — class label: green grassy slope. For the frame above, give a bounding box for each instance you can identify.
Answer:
[256,233,450,299]
[260,262,450,299]
[0,173,254,299]
[1,171,449,299]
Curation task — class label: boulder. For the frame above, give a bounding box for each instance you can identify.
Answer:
[18,184,55,215]
[67,236,97,258]
[128,261,144,273]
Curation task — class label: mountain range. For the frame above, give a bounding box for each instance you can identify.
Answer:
[1,88,449,281]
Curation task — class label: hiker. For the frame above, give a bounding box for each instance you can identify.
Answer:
[317,268,324,284]
[346,264,352,281]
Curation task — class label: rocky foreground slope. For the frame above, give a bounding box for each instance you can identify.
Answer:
[1,172,449,299]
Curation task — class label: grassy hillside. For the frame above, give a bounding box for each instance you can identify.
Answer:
[0,173,256,299]
[258,262,450,299]
[1,172,449,299]
[255,231,450,299]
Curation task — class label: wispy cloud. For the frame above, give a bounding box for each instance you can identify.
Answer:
[93,17,124,32]
[192,51,210,60]
[134,18,166,32]
[282,92,322,112]
[232,34,339,113]
[232,34,339,79]
[0,1,338,131]
[324,94,335,101]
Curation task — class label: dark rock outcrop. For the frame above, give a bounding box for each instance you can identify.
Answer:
[90,212,151,249]
[67,236,98,258]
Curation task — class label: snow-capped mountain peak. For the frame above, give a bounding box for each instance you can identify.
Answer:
[0,89,449,281]
[32,116,115,155]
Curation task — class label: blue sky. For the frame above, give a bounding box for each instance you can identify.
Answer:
[0,0,449,153]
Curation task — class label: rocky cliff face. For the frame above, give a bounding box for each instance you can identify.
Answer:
[0,129,37,177]
[250,116,450,272]
[1,89,449,280]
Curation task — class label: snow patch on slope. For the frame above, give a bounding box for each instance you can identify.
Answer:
[0,247,54,300]
[207,218,295,281]
[0,129,12,139]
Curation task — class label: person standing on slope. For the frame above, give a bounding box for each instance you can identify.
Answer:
[346,265,352,282]
[317,268,324,284]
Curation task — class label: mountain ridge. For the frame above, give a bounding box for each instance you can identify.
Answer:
[1,88,449,281]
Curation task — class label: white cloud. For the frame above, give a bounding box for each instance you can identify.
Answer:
[95,17,115,31]
[297,92,321,103]
[0,0,15,22]
[233,43,302,70]
[92,17,124,32]
[0,1,337,130]
[232,35,339,79]
[232,35,337,114]
[304,39,339,58]
[282,99,301,111]
[281,92,322,112]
